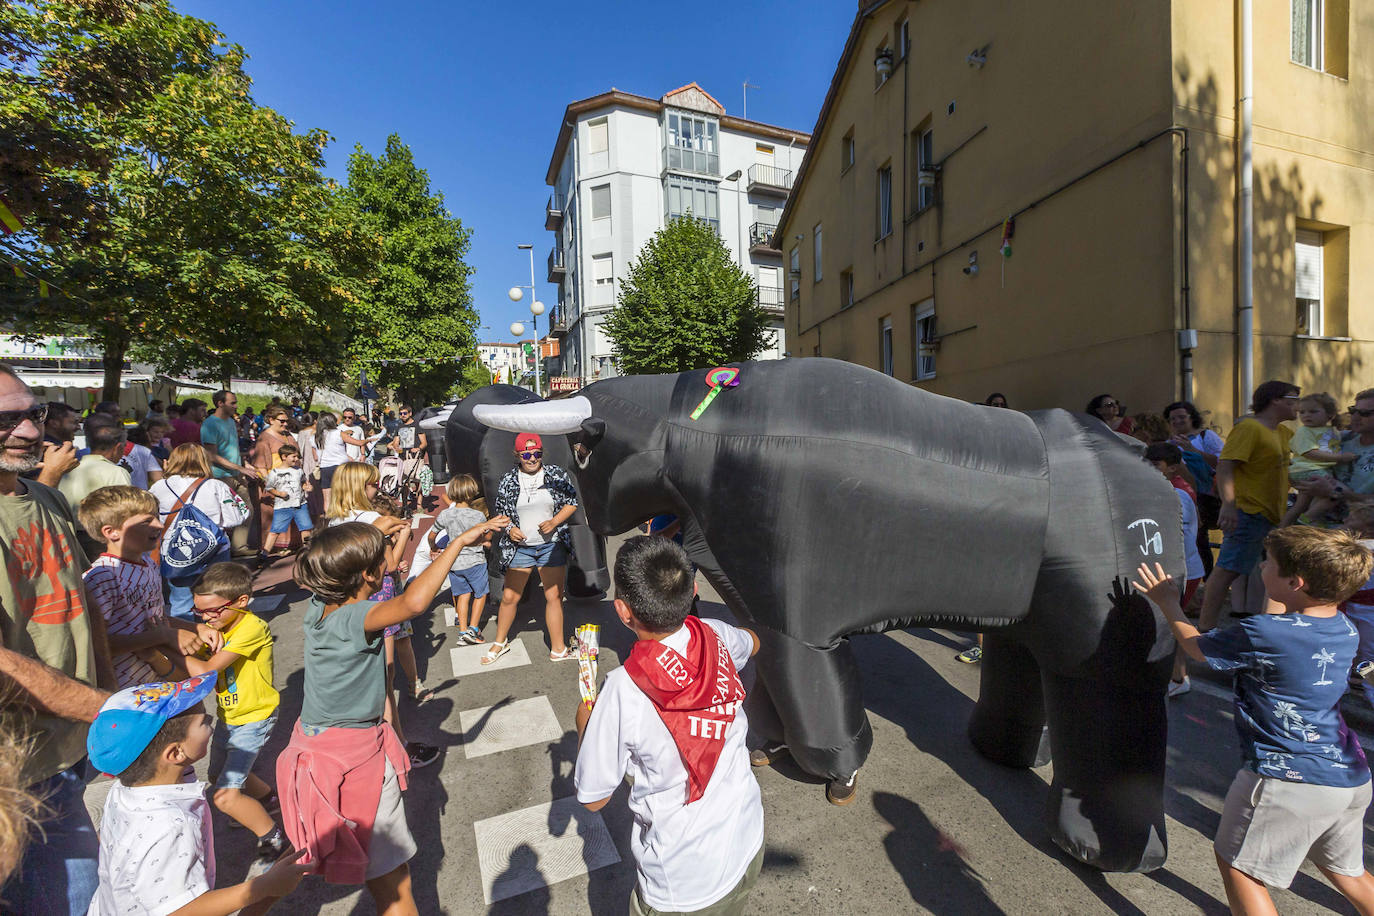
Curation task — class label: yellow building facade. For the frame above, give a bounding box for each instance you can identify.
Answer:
[777,0,1371,428]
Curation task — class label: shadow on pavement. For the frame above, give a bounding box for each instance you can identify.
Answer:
[873,791,1005,915]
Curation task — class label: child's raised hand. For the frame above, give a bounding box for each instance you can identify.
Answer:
[1131,562,1178,606]
[253,848,313,899]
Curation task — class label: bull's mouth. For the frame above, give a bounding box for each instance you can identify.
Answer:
[573,443,591,469]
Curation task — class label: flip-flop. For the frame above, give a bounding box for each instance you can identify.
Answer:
[548,647,576,661]
[480,641,510,666]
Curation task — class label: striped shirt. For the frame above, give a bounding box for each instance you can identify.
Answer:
[83,554,165,688]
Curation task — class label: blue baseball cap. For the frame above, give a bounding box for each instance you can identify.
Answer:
[87,675,216,776]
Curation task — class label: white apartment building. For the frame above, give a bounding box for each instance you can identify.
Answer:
[477,342,528,386]
[543,83,810,383]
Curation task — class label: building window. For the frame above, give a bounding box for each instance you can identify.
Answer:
[592,253,614,307]
[1296,229,1324,335]
[914,301,936,379]
[665,110,719,176]
[877,165,893,239]
[790,246,801,300]
[880,317,894,376]
[842,128,855,173]
[664,175,719,232]
[840,269,854,309]
[588,117,609,171]
[1292,0,1323,69]
[813,224,823,281]
[591,184,611,227]
[897,18,909,58]
[916,128,935,210]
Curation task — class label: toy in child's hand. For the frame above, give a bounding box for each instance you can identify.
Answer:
[689,367,740,421]
[576,624,600,707]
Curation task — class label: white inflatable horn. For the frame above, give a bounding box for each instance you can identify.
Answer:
[418,407,455,430]
[473,396,592,435]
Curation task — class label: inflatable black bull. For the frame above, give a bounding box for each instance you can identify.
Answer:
[471,359,1185,872]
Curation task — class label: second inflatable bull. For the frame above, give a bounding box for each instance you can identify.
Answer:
[474,358,1185,872]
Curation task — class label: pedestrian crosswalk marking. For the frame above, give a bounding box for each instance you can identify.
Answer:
[449,637,531,677]
[474,795,621,904]
[459,695,563,758]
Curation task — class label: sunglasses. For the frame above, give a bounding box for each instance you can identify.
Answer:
[0,404,48,434]
[519,450,542,460]
[1350,407,1374,418]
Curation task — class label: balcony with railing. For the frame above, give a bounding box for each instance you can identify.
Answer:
[748,221,779,254]
[662,143,719,177]
[545,192,564,231]
[547,247,566,282]
[549,305,568,338]
[747,163,793,196]
[757,285,784,315]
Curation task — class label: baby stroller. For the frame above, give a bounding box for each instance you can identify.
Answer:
[377,452,433,517]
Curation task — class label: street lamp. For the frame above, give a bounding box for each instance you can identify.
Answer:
[723,170,746,274]
[511,243,545,396]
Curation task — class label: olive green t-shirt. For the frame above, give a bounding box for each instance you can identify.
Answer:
[301,598,386,729]
[0,481,95,784]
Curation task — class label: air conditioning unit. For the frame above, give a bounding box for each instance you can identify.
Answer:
[917,168,938,192]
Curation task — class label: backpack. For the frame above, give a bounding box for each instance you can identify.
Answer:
[159,478,230,582]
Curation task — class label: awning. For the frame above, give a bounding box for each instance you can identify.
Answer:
[17,370,154,390]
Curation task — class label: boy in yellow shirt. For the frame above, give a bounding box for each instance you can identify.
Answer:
[183,562,286,863]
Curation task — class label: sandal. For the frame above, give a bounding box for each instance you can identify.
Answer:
[548,646,576,661]
[480,641,510,666]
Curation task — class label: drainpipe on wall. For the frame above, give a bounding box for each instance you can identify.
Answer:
[1237,0,1255,409]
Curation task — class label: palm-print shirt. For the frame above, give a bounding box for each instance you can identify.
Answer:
[493,463,578,571]
[1198,612,1369,787]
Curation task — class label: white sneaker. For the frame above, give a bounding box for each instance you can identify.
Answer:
[1167,676,1191,698]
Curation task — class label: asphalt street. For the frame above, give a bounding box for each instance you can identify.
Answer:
[90,527,1373,915]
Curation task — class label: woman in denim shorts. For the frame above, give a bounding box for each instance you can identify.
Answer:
[481,433,580,665]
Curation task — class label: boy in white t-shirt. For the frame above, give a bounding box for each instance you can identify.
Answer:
[262,442,312,557]
[86,676,312,915]
[575,536,764,915]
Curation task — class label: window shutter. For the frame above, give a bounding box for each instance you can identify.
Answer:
[589,120,608,155]
[1295,230,1323,300]
[591,185,611,220]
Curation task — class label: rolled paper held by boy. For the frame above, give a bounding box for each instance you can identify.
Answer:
[576,624,600,707]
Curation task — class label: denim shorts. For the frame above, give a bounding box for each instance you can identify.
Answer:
[449,562,490,598]
[215,713,277,790]
[1217,509,1274,575]
[270,504,313,533]
[509,541,568,569]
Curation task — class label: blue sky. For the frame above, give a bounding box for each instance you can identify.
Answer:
[174,0,854,347]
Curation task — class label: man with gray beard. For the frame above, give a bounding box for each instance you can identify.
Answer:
[0,364,114,916]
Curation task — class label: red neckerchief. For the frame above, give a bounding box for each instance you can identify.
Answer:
[622,616,745,804]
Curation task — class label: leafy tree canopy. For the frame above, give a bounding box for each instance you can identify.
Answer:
[0,1,376,399]
[602,216,771,375]
[343,134,477,407]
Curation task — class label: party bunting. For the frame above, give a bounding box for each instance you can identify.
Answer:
[0,199,22,235]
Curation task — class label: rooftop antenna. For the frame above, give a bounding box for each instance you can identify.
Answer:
[743,80,761,119]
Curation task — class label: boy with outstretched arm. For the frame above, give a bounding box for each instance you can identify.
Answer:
[86,676,311,915]
[575,535,764,916]
[1135,526,1374,915]
[181,561,287,863]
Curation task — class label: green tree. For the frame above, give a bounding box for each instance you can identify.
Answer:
[0,2,375,399]
[455,357,492,399]
[603,216,770,375]
[343,134,477,406]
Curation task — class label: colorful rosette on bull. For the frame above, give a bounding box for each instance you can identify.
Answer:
[575,624,600,707]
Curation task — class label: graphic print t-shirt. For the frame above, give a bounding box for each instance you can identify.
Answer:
[1198,612,1370,786]
[83,553,165,689]
[217,612,278,726]
[264,467,306,509]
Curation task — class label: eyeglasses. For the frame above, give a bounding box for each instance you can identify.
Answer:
[0,404,48,434]
[193,601,240,618]
[1349,407,1374,418]
[518,450,542,460]
[1100,402,1120,410]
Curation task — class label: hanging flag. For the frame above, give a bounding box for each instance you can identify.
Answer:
[1000,217,1015,258]
[38,280,49,298]
[10,264,21,278]
[0,199,22,235]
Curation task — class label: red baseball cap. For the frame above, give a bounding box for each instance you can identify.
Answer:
[515,433,542,452]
